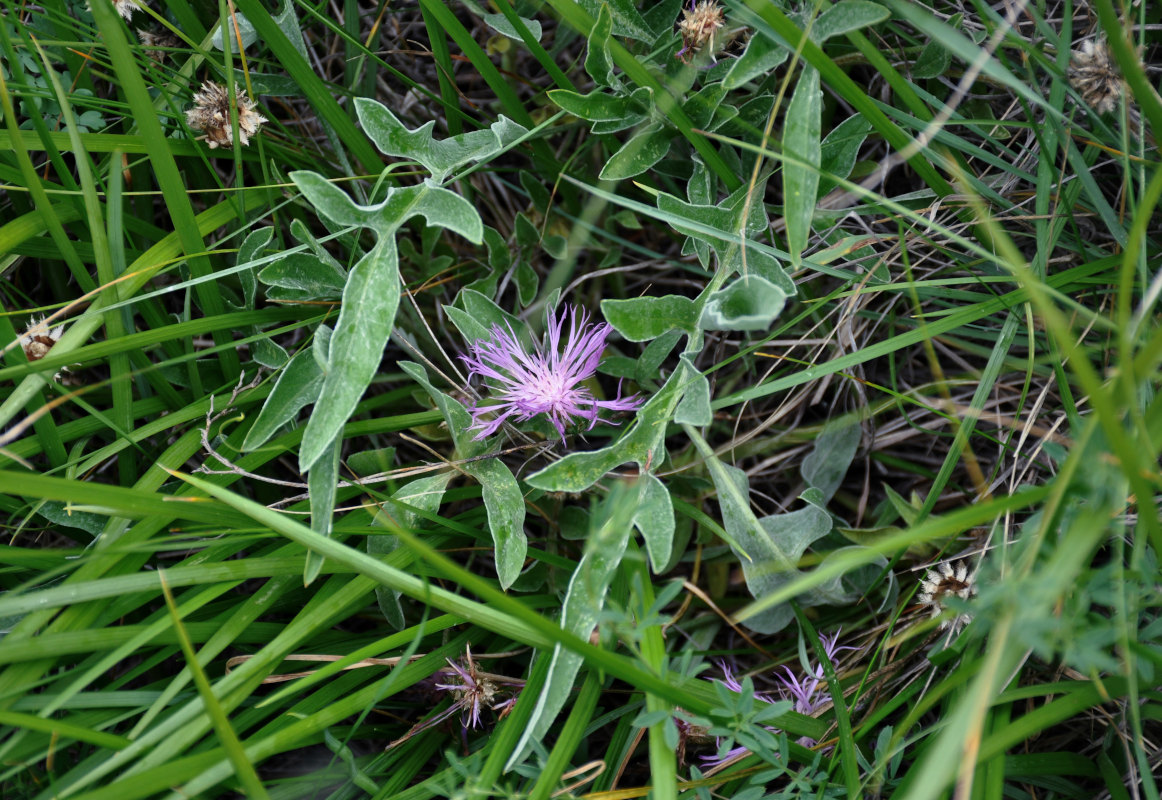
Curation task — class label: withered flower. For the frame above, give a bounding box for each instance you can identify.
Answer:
[19,317,71,381]
[20,317,63,364]
[90,0,143,21]
[387,647,524,750]
[676,0,727,63]
[918,559,976,634]
[1069,39,1125,115]
[185,80,267,149]
[138,29,181,63]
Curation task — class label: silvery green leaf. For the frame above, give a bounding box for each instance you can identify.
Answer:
[251,338,288,369]
[482,12,542,41]
[305,434,342,585]
[299,240,400,471]
[313,324,332,372]
[258,253,346,300]
[585,3,618,87]
[723,32,790,89]
[913,37,951,79]
[801,415,862,503]
[783,66,821,268]
[507,485,636,768]
[241,346,325,452]
[211,13,257,49]
[550,89,622,121]
[600,124,672,181]
[577,0,653,39]
[699,275,787,332]
[463,458,527,590]
[370,471,455,628]
[673,361,711,425]
[818,115,873,195]
[601,295,698,342]
[633,473,674,571]
[655,187,791,289]
[710,464,832,634]
[231,69,301,96]
[236,227,274,310]
[398,360,527,589]
[356,98,527,182]
[811,1,889,42]
[290,171,483,243]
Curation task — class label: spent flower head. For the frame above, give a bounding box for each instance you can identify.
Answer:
[20,317,63,364]
[186,81,267,150]
[388,647,524,750]
[138,29,181,63]
[91,0,142,21]
[17,317,73,382]
[676,0,727,62]
[1069,38,1125,115]
[918,559,977,634]
[460,304,641,442]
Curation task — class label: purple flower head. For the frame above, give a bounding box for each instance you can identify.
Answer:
[433,657,489,730]
[713,660,776,704]
[460,305,641,442]
[695,631,854,760]
[700,742,753,769]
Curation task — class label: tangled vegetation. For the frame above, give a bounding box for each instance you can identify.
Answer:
[1,0,1160,797]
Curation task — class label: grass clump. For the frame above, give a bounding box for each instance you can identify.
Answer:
[1,0,1159,797]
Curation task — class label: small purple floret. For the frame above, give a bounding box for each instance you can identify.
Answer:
[698,631,853,762]
[460,305,642,442]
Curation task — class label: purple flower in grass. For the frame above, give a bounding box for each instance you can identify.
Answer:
[698,632,854,766]
[460,305,641,442]
[433,652,493,731]
[387,646,525,751]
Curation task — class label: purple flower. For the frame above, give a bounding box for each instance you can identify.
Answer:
[386,647,525,751]
[698,631,853,763]
[460,305,641,442]
[433,657,491,730]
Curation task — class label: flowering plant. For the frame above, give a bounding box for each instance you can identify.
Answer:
[460,305,641,442]
[693,631,854,767]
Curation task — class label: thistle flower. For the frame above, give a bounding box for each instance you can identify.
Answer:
[699,632,852,766]
[676,0,726,62]
[185,81,267,150]
[918,559,976,634]
[138,29,180,63]
[1069,39,1124,115]
[460,305,641,442]
[388,647,524,750]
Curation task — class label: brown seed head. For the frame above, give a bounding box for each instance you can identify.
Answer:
[20,317,62,363]
[677,0,726,62]
[88,0,142,22]
[186,81,267,149]
[138,29,181,63]
[917,559,976,632]
[1069,39,1124,115]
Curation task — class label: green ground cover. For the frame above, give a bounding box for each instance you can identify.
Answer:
[1,0,1160,797]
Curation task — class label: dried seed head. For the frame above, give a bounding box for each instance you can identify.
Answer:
[88,0,142,21]
[21,317,63,363]
[676,0,726,62]
[19,317,72,381]
[138,29,181,63]
[185,81,267,149]
[1069,39,1124,115]
[918,559,976,633]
